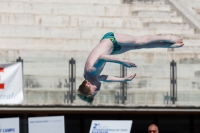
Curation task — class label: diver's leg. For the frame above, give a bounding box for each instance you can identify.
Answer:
[114,33,184,48]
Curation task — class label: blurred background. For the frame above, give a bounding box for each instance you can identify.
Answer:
[0,0,200,132]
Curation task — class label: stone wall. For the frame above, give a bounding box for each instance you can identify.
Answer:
[0,0,199,105]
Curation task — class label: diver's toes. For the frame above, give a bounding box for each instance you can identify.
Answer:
[170,43,184,48]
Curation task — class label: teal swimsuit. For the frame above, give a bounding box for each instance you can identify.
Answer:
[100,32,121,54]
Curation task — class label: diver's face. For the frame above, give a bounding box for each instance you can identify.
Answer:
[86,81,98,97]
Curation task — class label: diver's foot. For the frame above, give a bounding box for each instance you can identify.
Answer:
[169,42,184,48]
[166,34,183,44]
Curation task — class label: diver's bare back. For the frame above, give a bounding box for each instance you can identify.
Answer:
[84,39,113,78]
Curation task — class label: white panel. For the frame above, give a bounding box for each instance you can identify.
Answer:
[0,117,20,133]
[90,120,132,133]
[28,116,65,133]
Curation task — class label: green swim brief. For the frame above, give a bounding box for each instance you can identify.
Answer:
[100,32,121,54]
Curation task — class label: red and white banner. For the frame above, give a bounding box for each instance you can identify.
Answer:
[0,62,23,104]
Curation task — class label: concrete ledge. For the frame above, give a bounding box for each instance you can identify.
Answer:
[0,14,183,27]
[22,89,200,105]
[1,0,123,5]
[147,22,189,29]
[128,0,166,5]
[1,105,200,113]
[0,26,195,39]
[1,50,200,63]
[0,2,171,16]
[133,10,177,18]
[0,38,199,53]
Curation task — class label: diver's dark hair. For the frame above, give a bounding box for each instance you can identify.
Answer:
[77,80,94,104]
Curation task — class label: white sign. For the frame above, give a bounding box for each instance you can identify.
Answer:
[0,117,20,133]
[89,120,133,133]
[28,116,65,133]
[0,62,23,104]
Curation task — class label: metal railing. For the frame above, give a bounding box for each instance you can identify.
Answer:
[12,57,200,106]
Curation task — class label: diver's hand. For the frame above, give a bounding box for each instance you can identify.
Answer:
[121,59,137,68]
[123,74,136,81]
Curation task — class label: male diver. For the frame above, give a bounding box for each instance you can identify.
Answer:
[77,32,184,104]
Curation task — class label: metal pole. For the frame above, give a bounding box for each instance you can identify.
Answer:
[124,66,127,101]
[68,59,71,103]
[73,59,76,100]
[172,61,175,104]
[70,58,73,103]
[122,65,125,104]
[16,57,23,73]
[175,61,177,101]
[170,60,177,104]
[120,65,127,104]
[69,58,76,103]
[120,65,124,104]
[170,61,173,104]
[16,57,24,89]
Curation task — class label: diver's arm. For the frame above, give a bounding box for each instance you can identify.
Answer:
[98,55,136,67]
[98,74,136,82]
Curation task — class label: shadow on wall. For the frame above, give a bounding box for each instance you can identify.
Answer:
[123,0,152,4]
[180,58,200,64]
[57,79,70,88]
[24,76,42,88]
[24,76,70,89]
[123,0,133,4]
[192,81,200,90]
